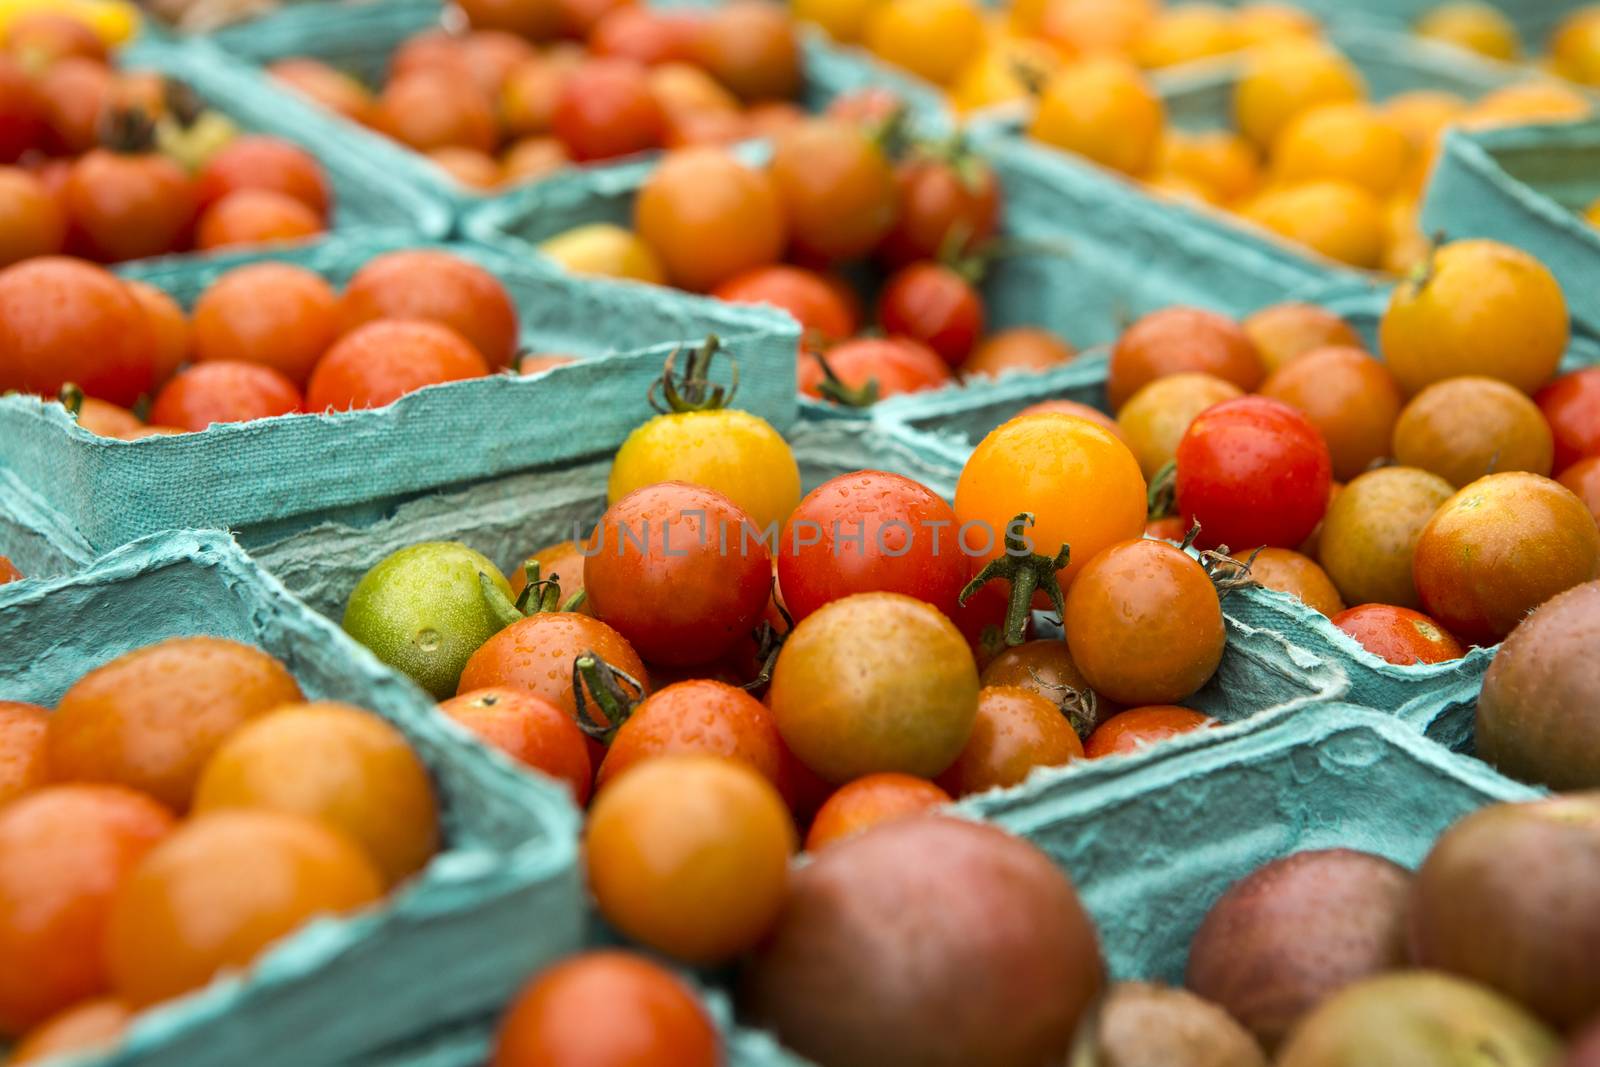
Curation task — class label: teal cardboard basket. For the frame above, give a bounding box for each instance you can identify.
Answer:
[0,231,798,577]
[0,530,583,1067]
[965,704,1542,982]
[197,0,948,231]
[119,34,451,241]
[1282,1,1595,51]
[1423,118,1600,337]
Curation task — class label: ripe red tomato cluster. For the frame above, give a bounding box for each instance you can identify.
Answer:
[0,14,333,266]
[0,248,532,433]
[268,0,807,191]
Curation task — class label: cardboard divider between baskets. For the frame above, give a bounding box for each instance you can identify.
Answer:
[1423,118,1600,337]
[0,231,799,572]
[0,530,584,1067]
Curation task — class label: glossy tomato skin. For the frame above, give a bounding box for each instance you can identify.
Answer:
[1176,396,1333,550]
[191,263,336,387]
[797,337,951,402]
[1536,367,1600,472]
[1083,705,1214,758]
[804,773,951,852]
[769,119,897,264]
[194,189,324,251]
[439,688,593,805]
[712,265,857,342]
[1559,456,1600,526]
[879,154,1002,266]
[306,320,489,411]
[936,685,1083,796]
[64,151,197,263]
[962,328,1077,381]
[0,257,155,407]
[148,362,303,431]
[955,413,1148,590]
[338,249,519,369]
[1331,604,1464,665]
[633,147,787,291]
[197,137,332,220]
[1107,307,1266,411]
[458,612,651,734]
[0,167,66,267]
[1064,539,1226,706]
[552,59,665,162]
[596,679,785,793]
[492,952,718,1067]
[584,483,773,667]
[778,470,968,622]
[877,262,985,366]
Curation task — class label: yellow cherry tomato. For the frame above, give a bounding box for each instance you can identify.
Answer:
[537,224,666,285]
[864,0,986,87]
[1028,57,1165,176]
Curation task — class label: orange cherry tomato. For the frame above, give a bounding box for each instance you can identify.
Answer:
[937,685,1083,797]
[805,772,951,852]
[633,146,787,291]
[591,7,702,66]
[492,952,717,1067]
[268,58,378,126]
[338,249,520,370]
[192,263,337,387]
[194,189,325,251]
[797,337,951,403]
[149,361,303,431]
[1108,307,1266,411]
[197,136,332,220]
[694,0,802,102]
[552,58,665,162]
[0,256,156,406]
[769,118,897,264]
[0,701,48,808]
[1013,398,1123,441]
[1331,604,1465,665]
[376,71,498,154]
[306,320,489,411]
[8,998,131,1065]
[440,688,593,805]
[123,280,188,387]
[596,679,785,793]
[458,612,652,730]
[1085,705,1215,759]
[961,328,1076,381]
[0,166,65,267]
[64,148,197,263]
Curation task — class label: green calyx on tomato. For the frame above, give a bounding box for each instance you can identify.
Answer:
[811,348,879,408]
[479,560,586,630]
[959,512,1070,648]
[648,334,739,414]
[571,652,649,744]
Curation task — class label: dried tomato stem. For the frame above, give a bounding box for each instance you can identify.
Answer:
[812,348,879,407]
[648,335,739,413]
[571,652,646,743]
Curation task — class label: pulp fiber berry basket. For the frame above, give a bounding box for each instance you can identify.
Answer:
[0,231,798,580]
[963,704,1542,981]
[119,34,451,241]
[0,530,584,1067]
[1423,118,1600,337]
[195,0,947,231]
[467,132,1350,423]
[1272,0,1598,49]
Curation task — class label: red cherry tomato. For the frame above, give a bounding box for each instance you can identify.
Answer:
[712,265,858,343]
[797,337,951,403]
[590,7,700,65]
[877,261,985,367]
[879,154,1002,266]
[1536,366,1600,473]
[777,470,968,622]
[0,57,46,163]
[1331,604,1465,666]
[196,137,331,220]
[439,688,593,805]
[148,361,303,431]
[1084,705,1214,758]
[1175,396,1332,550]
[552,59,665,162]
[595,678,785,793]
[0,257,155,407]
[306,320,489,411]
[64,150,197,263]
[584,482,773,667]
[825,87,904,128]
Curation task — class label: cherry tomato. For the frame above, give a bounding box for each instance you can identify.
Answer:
[1176,396,1333,550]
[1413,472,1600,644]
[457,0,565,41]
[551,59,664,162]
[0,257,155,407]
[961,328,1076,381]
[805,773,950,852]
[124,280,188,388]
[0,166,65,267]
[1259,345,1402,482]
[634,146,787,291]
[492,952,717,1067]
[979,638,1117,721]
[508,540,591,609]
[950,572,1017,670]
[1084,705,1214,758]
[500,57,574,139]
[35,57,112,156]
[195,138,330,223]
[388,30,475,84]
[461,30,539,96]
[0,701,46,806]
[769,118,897,263]
[3,13,106,67]
[1331,604,1465,665]
[1247,546,1345,618]
[1393,375,1553,488]
[777,470,967,622]
[194,189,324,251]
[586,755,794,963]
[268,58,377,126]
[192,263,337,387]
[1064,538,1225,705]
[1108,307,1266,411]
[306,320,489,411]
[501,136,571,184]
[338,249,520,369]
[936,685,1083,796]
[72,397,142,437]
[879,153,1002,266]
[797,337,951,403]
[584,483,772,667]
[1243,301,1364,374]
[955,413,1147,590]
[440,688,593,805]
[376,71,498,154]
[0,558,20,584]
[458,612,651,734]
[695,1,802,101]
[0,57,46,163]
[825,86,904,126]
[769,592,979,783]
[8,998,130,1066]
[596,678,784,793]
[712,265,858,342]
[591,7,700,65]
[1559,456,1600,527]
[877,261,985,366]
[64,149,197,262]
[1536,367,1600,472]
[148,361,303,431]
